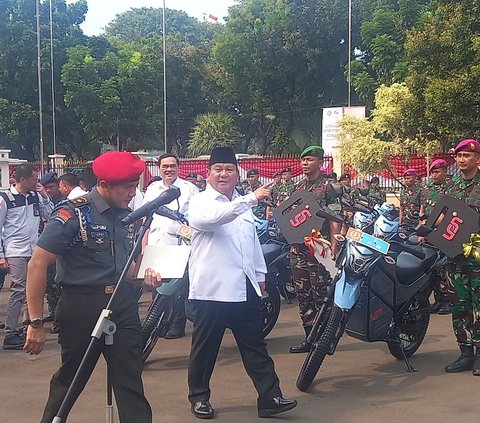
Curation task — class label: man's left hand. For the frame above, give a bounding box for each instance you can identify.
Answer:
[259,281,266,296]
[144,267,162,288]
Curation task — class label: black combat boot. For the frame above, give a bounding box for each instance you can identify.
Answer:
[429,301,441,314]
[289,326,312,354]
[445,346,475,373]
[473,347,480,376]
[438,302,452,315]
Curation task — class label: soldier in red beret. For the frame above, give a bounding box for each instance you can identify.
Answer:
[24,151,159,422]
[424,158,452,314]
[444,139,480,375]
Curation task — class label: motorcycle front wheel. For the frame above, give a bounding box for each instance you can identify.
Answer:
[387,294,430,359]
[141,294,173,363]
[296,305,343,392]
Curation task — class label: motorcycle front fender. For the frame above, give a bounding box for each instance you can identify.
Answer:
[334,271,362,310]
[156,277,185,296]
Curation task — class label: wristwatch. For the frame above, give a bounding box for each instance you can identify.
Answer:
[28,318,44,328]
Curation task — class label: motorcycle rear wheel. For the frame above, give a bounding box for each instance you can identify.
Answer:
[141,295,173,363]
[296,305,342,391]
[387,294,430,359]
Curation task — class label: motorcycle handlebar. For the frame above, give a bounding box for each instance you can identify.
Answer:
[316,207,345,224]
[389,240,426,260]
[154,206,188,225]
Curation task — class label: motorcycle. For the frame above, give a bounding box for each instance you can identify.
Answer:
[140,206,283,363]
[296,206,444,391]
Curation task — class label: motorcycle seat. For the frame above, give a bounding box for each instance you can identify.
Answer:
[261,243,283,265]
[396,248,437,284]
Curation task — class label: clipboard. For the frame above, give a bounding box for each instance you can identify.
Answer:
[135,245,191,279]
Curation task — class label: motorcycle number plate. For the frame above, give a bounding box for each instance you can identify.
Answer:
[273,189,325,244]
[346,228,390,255]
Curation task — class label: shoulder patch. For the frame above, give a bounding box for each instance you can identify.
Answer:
[69,196,90,207]
[52,208,73,224]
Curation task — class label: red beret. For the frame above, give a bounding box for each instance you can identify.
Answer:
[403,168,418,177]
[92,151,146,183]
[454,139,480,155]
[429,159,448,172]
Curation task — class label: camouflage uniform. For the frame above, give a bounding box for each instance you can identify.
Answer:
[270,182,283,206]
[276,180,295,205]
[424,180,452,310]
[290,176,337,327]
[399,185,424,227]
[245,181,265,219]
[367,186,386,206]
[444,172,480,347]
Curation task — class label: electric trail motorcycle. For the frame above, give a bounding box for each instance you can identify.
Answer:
[296,207,444,391]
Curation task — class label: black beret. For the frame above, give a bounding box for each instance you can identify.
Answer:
[247,169,259,177]
[186,172,198,179]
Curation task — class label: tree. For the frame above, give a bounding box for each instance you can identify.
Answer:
[350,0,430,106]
[0,0,88,159]
[104,7,217,45]
[405,0,480,145]
[188,112,242,157]
[338,83,441,175]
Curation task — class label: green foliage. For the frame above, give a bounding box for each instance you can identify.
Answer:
[405,0,480,145]
[338,83,441,174]
[188,112,242,157]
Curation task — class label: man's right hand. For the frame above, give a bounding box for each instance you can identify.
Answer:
[24,326,46,356]
[253,182,274,202]
[0,258,9,270]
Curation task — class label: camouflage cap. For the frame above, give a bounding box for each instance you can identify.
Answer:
[300,145,324,158]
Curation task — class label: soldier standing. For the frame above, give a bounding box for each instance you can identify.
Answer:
[399,168,425,227]
[423,159,451,314]
[289,146,341,353]
[276,167,295,205]
[366,176,386,206]
[443,139,480,376]
[245,169,265,219]
[24,151,159,422]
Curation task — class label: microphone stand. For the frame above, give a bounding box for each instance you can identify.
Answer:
[52,213,155,423]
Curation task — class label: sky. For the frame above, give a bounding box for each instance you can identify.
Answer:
[67,0,237,36]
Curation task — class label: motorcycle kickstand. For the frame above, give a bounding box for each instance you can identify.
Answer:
[398,343,417,373]
[281,285,292,304]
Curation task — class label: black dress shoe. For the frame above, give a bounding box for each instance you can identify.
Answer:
[289,340,311,354]
[164,326,186,339]
[258,396,297,418]
[191,400,214,419]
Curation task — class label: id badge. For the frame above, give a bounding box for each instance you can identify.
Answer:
[33,203,40,216]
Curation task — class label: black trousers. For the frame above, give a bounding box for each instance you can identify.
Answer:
[188,280,281,405]
[40,283,152,423]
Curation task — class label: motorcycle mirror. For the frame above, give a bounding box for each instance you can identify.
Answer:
[333,234,345,242]
[398,232,407,239]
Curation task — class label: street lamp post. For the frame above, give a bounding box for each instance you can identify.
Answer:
[36,0,44,172]
[347,0,352,107]
[162,0,168,153]
[49,0,57,154]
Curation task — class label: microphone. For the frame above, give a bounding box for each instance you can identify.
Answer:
[121,187,181,225]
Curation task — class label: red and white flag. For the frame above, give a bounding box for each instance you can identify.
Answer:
[208,13,218,21]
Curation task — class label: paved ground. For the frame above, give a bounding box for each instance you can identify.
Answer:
[1,287,479,423]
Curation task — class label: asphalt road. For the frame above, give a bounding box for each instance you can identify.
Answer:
[1,289,478,423]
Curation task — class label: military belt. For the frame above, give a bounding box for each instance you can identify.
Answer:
[62,284,116,295]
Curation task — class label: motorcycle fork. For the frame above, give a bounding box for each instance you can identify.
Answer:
[306,282,336,345]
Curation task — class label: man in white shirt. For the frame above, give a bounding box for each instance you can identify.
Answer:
[0,163,54,350]
[58,173,88,200]
[187,147,297,419]
[142,154,198,338]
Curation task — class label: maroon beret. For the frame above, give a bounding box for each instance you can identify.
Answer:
[429,159,448,172]
[92,151,146,183]
[403,168,418,177]
[454,139,480,155]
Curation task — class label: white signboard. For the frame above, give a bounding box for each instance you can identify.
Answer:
[322,106,366,155]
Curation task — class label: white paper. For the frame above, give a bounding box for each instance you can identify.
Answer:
[136,245,191,279]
